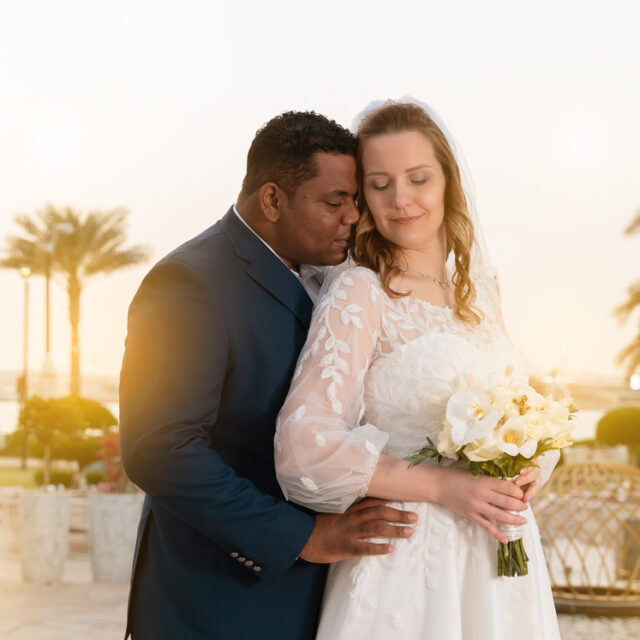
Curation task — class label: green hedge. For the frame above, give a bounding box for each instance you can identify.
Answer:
[596,407,640,445]
[85,470,104,485]
[33,468,74,488]
[595,407,640,466]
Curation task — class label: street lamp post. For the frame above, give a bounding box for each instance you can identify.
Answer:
[18,266,31,469]
[44,250,53,359]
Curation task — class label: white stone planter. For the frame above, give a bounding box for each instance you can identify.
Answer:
[89,493,144,582]
[0,494,21,553]
[19,491,70,583]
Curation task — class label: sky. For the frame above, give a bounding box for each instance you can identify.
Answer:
[0,0,639,382]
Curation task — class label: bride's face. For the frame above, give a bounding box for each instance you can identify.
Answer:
[361,130,446,251]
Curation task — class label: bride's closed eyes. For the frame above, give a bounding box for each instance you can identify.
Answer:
[369,173,430,191]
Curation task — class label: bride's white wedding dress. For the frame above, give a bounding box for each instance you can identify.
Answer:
[275,265,561,640]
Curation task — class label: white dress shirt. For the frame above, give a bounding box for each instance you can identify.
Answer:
[232,205,326,303]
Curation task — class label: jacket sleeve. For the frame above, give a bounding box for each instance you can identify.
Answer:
[119,261,315,581]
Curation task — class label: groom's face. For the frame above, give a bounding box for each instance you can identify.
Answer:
[277,152,359,268]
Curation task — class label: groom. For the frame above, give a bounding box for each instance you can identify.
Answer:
[119,111,416,639]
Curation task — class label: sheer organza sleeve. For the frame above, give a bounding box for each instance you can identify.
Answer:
[275,267,390,514]
[538,449,560,485]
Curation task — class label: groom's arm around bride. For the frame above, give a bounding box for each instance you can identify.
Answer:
[119,111,416,640]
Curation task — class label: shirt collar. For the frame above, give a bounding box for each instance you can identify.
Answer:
[232,205,328,302]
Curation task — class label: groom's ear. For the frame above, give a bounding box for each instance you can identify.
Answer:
[259,183,284,222]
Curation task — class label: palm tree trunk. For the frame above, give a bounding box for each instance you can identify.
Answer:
[68,275,81,395]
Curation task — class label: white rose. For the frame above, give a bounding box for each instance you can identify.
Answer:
[437,423,459,460]
[522,410,549,441]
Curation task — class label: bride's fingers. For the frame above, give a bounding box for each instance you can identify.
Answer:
[483,504,527,527]
[489,477,525,500]
[513,467,541,488]
[470,514,508,544]
[522,481,541,502]
[514,467,542,502]
[489,492,527,512]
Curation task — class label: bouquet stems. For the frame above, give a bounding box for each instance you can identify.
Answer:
[497,538,529,577]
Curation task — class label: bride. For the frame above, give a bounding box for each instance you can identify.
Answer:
[274,99,561,639]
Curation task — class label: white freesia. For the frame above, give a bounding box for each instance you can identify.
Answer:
[495,417,538,458]
[445,389,504,447]
[463,430,503,462]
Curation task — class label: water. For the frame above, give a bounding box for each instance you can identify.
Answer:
[0,400,604,439]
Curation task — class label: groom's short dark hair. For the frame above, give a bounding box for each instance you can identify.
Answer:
[238,111,356,202]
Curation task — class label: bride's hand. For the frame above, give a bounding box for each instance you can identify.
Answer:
[435,467,528,544]
[513,464,543,503]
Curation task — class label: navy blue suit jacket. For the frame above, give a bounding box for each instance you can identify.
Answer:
[119,208,328,639]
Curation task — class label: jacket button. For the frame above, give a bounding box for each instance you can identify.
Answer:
[231,552,239,558]
[237,557,246,563]
[245,560,254,567]
[252,566,262,572]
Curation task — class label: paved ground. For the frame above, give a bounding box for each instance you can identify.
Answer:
[557,614,640,639]
[1,549,640,639]
[0,551,127,639]
[0,582,127,639]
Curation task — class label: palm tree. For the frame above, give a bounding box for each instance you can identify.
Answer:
[1,204,150,394]
[615,209,640,377]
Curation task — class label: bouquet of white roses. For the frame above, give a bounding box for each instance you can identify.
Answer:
[406,383,577,577]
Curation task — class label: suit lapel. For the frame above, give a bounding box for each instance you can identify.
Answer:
[220,208,313,329]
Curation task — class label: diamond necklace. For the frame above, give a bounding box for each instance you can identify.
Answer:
[403,266,452,289]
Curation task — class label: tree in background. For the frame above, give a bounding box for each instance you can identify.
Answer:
[616,209,640,378]
[10,395,118,484]
[0,204,150,394]
[18,396,88,484]
[70,396,118,433]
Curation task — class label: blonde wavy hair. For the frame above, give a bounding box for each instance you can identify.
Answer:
[353,102,481,325]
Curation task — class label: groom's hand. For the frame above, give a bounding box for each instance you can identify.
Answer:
[298,498,418,563]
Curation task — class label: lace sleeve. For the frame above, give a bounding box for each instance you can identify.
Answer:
[275,267,390,514]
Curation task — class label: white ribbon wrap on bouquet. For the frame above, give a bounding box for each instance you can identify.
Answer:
[495,476,531,541]
[496,511,525,542]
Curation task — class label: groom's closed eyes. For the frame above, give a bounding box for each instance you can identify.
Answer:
[324,189,358,209]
